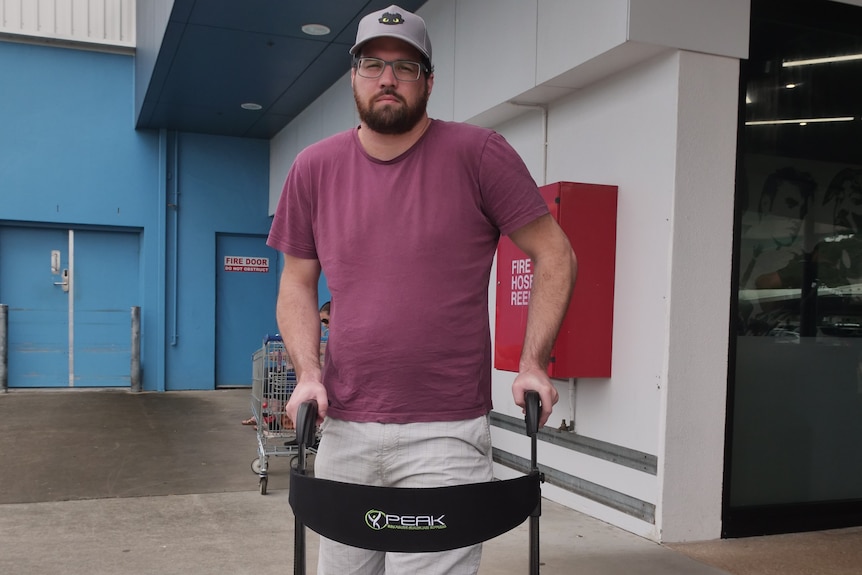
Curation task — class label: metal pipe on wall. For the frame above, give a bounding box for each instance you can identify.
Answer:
[502,101,578,431]
[168,131,180,347]
[156,128,168,392]
[68,229,75,387]
[507,101,548,186]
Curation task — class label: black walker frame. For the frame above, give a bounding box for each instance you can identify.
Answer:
[289,391,544,574]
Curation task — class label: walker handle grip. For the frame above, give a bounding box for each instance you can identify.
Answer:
[525,391,541,438]
[296,400,318,448]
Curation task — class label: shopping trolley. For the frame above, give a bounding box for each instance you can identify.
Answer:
[250,334,316,495]
[289,391,544,574]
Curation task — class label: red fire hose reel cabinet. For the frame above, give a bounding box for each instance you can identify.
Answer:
[494,181,617,378]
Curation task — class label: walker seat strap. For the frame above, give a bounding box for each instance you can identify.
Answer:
[289,469,541,552]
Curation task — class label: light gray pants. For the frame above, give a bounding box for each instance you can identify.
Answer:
[314,416,494,575]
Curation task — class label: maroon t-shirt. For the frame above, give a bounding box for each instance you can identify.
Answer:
[267,119,548,423]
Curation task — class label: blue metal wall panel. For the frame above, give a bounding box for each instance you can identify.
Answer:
[0,41,272,391]
[0,43,159,225]
[163,133,270,390]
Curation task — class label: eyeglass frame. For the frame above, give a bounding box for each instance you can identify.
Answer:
[352,56,434,82]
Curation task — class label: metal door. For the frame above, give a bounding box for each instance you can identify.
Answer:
[0,225,141,388]
[0,226,70,386]
[215,233,279,387]
[73,229,141,386]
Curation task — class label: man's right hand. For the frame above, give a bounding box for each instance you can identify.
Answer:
[286,380,328,427]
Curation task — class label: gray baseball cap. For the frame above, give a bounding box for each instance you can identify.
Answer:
[350,4,432,65]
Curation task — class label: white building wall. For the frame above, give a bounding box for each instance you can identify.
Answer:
[0,0,135,50]
[540,52,680,454]
[491,49,739,542]
[659,50,739,541]
[269,0,748,543]
[269,75,358,212]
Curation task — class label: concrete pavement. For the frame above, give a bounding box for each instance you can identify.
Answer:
[0,389,740,574]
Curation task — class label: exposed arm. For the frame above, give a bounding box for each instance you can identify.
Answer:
[508,213,578,427]
[276,254,328,424]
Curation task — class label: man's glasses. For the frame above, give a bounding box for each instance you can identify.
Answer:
[320,318,330,325]
[354,57,427,82]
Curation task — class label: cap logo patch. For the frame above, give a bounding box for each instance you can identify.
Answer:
[379,12,404,25]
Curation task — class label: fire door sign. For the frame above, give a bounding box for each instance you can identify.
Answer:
[224,256,269,273]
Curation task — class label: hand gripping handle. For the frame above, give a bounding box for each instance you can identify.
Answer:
[524,390,541,438]
[296,400,318,448]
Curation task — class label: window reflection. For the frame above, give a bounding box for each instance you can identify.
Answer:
[739,163,862,340]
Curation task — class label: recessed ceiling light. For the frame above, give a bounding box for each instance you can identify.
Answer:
[241,103,262,111]
[302,23,330,36]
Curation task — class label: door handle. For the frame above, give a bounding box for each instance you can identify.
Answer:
[53,268,69,292]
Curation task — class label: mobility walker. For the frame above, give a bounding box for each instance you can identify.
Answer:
[289,391,544,574]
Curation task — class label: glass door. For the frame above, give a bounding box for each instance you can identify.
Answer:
[727,0,862,536]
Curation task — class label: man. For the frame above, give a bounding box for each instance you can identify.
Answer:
[738,167,816,334]
[757,166,815,250]
[750,168,862,338]
[267,5,576,574]
[740,167,816,287]
[827,168,862,237]
[318,300,330,336]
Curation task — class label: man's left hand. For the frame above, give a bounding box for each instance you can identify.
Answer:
[512,368,559,428]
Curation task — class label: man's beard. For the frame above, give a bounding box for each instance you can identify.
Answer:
[355,85,429,135]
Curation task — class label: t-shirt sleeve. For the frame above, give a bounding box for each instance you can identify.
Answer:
[266,152,318,259]
[477,132,549,236]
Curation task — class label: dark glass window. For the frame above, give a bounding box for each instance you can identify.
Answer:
[727,0,862,537]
